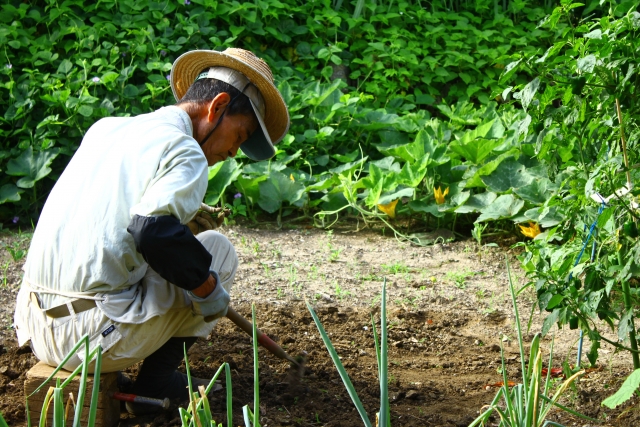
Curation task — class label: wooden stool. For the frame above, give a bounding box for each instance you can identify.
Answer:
[24,362,120,427]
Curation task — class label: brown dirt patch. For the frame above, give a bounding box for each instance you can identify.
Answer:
[1,224,639,426]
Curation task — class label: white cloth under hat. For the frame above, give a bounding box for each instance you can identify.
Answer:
[170,48,290,161]
[196,67,275,162]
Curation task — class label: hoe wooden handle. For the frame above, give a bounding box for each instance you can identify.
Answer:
[226,306,299,366]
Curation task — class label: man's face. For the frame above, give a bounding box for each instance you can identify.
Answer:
[200,112,258,166]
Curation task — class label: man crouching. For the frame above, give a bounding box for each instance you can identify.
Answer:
[13,48,289,415]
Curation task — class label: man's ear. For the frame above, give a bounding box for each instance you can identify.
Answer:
[207,92,231,123]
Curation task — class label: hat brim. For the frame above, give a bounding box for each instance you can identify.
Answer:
[171,50,290,159]
[240,98,275,161]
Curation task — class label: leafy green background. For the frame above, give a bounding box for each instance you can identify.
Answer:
[3,0,640,402]
[0,0,583,222]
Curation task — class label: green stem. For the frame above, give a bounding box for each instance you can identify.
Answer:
[616,98,632,188]
[598,335,640,354]
[611,189,640,221]
[621,279,640,369]
[617,248,640,369]
[574,130,590,179]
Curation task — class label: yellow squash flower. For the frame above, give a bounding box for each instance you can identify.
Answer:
[377,199,399,219]
[434,186,449,204]
[519,222,541,238]
[290,173,295,182]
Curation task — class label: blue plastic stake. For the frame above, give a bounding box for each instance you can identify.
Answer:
[577,330,584,367]
[573,204,604,368]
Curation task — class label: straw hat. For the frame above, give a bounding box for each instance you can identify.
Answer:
[170,48,290,161]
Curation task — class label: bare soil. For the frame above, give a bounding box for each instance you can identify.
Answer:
[1,223,639,426]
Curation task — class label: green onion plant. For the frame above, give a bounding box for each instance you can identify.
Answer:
[27,304,271,427]
[306,278,390,426]
[180,348,231,427]
[27,298,391,427]
[27,334,235,427]
[242,303,261,427]
[469,260,598,427]
[25,334,102,427]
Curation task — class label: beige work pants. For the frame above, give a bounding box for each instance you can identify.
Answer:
[14,231,237,372]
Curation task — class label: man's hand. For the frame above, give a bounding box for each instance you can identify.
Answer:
[187,203,231,234]
[188,271,229,321]
[187,211,217,234]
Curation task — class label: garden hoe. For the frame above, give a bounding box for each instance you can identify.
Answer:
[199,207,305,371]
[226,306,302,368]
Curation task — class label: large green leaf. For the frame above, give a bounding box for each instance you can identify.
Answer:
[241,160,287,176]
[522,206,564,228]
[278,80,293,105]
[460,165,484,188]
[514,177,557,204]
[463,149,520,188]
[519,77,540,111]
[485,119,506,139]
[258,171,307,213]
[329,157,368,176]
[535,41,566,64]
[602,369,640,409]
[204,158,241,205]
[305,79,344,107]
[363,163,386,207]
[396,157,428,187]
[376,130,448,165]
[617,310,634,343]
[541,309,560,336]
[418,130,449,165]
[455,191,497,213]
[123,84,139,98]
[306,175,339,192]
[476,194,524,222]
[377,187,413,205]
[577,54,596,73]
[408,200,446,218]
[57,59,73,74]
[481,156,534,192]
[499,59,522,83]
[320,192,348,211]
[357,110,399,131]
[438,189,470,212]
[0,184,21,204]
[370,156,399,172]
[5,147,59,188]
[277,149,303,165]
[449,138,502,164]
[457,119,496,144]
[235,175,267,206]
[376,142,418,164]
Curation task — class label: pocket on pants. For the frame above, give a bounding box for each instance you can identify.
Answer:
[76,319,124,362]
[48,312,75,330]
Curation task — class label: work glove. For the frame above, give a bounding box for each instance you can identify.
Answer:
[187,203,231,235]
[188,271,230,322]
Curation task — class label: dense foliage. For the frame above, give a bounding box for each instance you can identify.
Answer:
[2,0,640,347]
[3,0,640,413]
[507,4,640,368]
[0,0,562,221]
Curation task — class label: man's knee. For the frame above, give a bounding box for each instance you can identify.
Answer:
[196,231,238,290]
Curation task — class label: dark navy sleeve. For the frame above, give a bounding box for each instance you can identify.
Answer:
[127,214,212,291]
